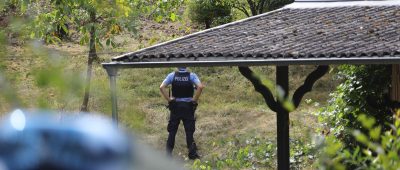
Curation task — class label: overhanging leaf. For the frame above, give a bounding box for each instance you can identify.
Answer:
[353,130,369,145]
[170,12,176,21]
[369,126,381,141]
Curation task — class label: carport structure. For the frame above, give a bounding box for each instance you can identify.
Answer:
[102,1,400,169]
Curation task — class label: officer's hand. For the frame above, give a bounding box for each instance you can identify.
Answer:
[168,97,175,102]
[169,98,176,105]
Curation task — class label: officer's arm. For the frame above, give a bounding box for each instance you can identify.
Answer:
[160,83,173,102]
[193,82,204,102]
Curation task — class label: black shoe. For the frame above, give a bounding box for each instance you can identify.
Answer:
[188,142,200,159]
[188,152,200,160]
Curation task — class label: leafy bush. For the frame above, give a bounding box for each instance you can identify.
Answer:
[317,65,393,147]
[186,0,232,29]
[191,136,316,169]
[318,113,400,170]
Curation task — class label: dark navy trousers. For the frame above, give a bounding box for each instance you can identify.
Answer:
[166,101,197,157]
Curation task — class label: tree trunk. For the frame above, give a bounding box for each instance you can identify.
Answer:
[80,12,98,112]
[205,20,211,29]
[247,0,258,16]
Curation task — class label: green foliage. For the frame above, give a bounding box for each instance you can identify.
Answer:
[9,0,185,112]
[18,0,138,46]
[191,136,316,169]
[318,114,400,169]
[136,0,185,22]
[6,0,185,43]
[186,0,232,28]
[225,0,293,17]
[317,65,393,148]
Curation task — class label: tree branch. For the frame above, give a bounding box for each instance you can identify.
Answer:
[239,66,279,112]
[292,65,329,108]
[246,0,257,16]
[258,0,266,14]
[232,5,251,17]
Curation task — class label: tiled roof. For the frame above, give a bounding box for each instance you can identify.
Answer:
[112,3,400,65]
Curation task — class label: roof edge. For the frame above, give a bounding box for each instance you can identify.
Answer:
[112,5,291,60]
[286,0,400,8]
[104,56,400,68]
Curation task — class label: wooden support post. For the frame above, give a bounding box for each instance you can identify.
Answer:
[276,66,290,170]
[105,67,119,125]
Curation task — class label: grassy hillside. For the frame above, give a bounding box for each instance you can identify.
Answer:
[1,18,339,169]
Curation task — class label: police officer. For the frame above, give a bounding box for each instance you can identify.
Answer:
[159,67,204,160]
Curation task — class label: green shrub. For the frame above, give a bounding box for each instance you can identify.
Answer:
[317,65,393,148]
[318,113,400,170]
[191,136,316,169]
[186,0,232,29]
